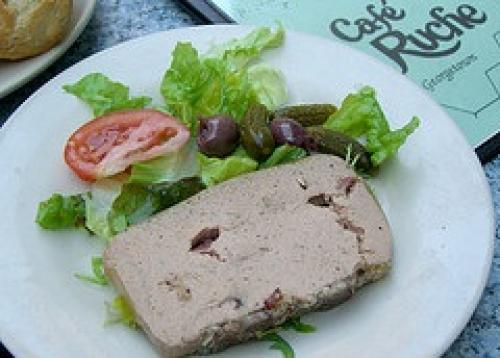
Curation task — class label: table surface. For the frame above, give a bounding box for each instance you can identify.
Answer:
[0,1,498,357]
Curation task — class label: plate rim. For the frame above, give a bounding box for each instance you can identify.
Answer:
[0,24,495,357]
[0,0,97,98]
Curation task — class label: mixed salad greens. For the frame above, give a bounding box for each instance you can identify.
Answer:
[35,25,419,357]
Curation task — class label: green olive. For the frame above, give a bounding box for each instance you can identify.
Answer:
[240,103,275,160]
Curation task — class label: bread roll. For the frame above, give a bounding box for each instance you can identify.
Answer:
[0,0,73,60]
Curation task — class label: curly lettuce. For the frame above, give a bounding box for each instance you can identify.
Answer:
[324,86,419,166]
[108,178,204,233]
[161,25,286,131]
[198,150,258,187]
[36,193,86,230]
[36,178,204,240]
[129,139,199,185]
[63,73,152,116]
[247,64,287,110]
[82,177,125,240]
[203,24,284,70]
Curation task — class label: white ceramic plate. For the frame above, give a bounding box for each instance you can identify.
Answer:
[0,0,96,98]
[0,26,494,358]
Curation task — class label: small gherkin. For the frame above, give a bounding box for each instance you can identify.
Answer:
[273,104,337,127]
[240,103,275,160]
[306,126,373,172]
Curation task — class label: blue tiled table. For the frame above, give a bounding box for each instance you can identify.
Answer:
[0,1,498,356]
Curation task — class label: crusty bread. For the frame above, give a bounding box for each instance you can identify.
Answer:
[0,0,72,60]
[104,155,393,357]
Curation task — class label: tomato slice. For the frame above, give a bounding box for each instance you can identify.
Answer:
[64,109,190,182]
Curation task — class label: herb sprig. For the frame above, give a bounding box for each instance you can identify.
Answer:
[257,316,316,358]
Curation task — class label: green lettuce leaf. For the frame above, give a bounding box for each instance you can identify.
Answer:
[108,183,159,229]
[365,116,420,166]
[63,73,152,116]
[248,64,287,110]
[83,177,125,240]
[204,24,285,70]
[160,26,286,131]
[129,139,200,185]
[323,86,388,138]
[74,256,108,286]
[38,177,204,239]
[108,178,204,231]
[36,193,86,230]
[259,145,307,170]
[105,295,137,328]
[198,152,258,187]
[161,43,257,130]
[150,178,205,211]
[323,86,419,166]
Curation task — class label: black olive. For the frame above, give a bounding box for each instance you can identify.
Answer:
[270,118,315,149]
[197,116,240,157]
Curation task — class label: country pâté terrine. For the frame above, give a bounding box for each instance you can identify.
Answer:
[104,154,392,357]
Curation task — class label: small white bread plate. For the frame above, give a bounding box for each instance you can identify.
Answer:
[0,0,96,98]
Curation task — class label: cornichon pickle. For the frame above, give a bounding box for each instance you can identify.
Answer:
[273,104,337,127]
[306,126,372,172]
[240,103,275,160]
